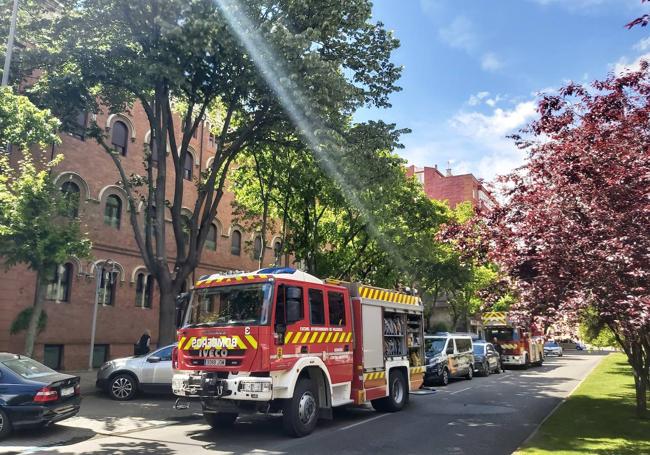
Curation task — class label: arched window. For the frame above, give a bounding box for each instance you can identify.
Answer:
[135,273,153,308]
[253,235,263,260]
[104,195,122,229]
[183,153,193,180]
[45,263,73,302]
[205,224,217,251]
[230,230,241,256]
[97,265,118,306]
[111,121,128,156]
[61,181,80,218]
[274,240,283,262]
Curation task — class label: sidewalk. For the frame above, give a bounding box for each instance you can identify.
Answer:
[66,369,100,395]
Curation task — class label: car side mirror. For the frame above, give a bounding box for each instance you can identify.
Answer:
[147,356,161,363]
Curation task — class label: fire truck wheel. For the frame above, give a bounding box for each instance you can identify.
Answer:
[283,378,319,437]
[371,370,407,412]
[204,412,238,429]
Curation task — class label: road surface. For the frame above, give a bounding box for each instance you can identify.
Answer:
[4,352,606,455]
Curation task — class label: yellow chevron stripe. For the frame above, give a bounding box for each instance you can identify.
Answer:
[325,332,333,343]
[301,332,310,344]
[345,332,352,342]
[284,331,294,344]
[331,332,340,343]
[245,335,258,349]
[310,332,319,343]
[234,336,247,349]
[291,332,302,344]
[178,337,186,348]
[318,332,326,343]
[183,337,194,350]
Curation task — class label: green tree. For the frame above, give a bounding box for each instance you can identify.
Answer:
[0,87,60,151]
[23,0,401,343]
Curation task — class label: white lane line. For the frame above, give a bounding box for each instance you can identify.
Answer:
[449,387,472,395]
[337,413,390,431]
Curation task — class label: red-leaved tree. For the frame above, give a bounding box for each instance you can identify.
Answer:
[489,67,650,417]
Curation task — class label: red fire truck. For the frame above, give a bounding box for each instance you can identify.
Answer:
[172,267,425,437]
[482,311,544,368]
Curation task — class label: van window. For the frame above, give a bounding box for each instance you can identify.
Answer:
[445,340,455,355]
[276,285,304,324]
[455,338,472,353]
[309,289,325,325]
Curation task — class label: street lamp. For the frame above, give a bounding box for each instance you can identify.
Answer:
[2,0,19,87]
[88,260,116,370]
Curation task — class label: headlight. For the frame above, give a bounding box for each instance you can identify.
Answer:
[428,357,441,366]
[238,381,272,393]
[99,362,112,371]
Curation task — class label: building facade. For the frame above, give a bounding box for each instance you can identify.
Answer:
[406,164,497,212]
[406,163,497,333]
[0,103,284,370]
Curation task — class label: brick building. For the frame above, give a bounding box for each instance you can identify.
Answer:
[406,164,497,212]
[0,104,285,370]
[406,163,497,333]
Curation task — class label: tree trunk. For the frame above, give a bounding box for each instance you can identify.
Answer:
[24,269,44,358]
[628,340,649,418]
[157,282,178,347]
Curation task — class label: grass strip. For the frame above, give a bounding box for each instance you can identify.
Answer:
[518,353,650,455]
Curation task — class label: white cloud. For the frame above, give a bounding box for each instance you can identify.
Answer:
[439,16,477,52]
[467,91,490,106]
[634,37,650,52]
[528,0,621,10]
[481,52,503,71]
[612,52,650,75]
[401,100,539,182]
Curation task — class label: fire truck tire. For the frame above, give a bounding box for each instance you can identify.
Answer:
[524,354,530,369]
[282,378,319,437]
[371,370,407,412]
[204,412,238,429]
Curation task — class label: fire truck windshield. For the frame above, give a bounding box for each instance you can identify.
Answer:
[486,327,518,341]
[185,283,273,327]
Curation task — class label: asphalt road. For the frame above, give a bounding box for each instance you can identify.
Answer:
[6,352,606,455]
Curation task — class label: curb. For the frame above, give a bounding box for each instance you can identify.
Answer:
[515,353,608,453]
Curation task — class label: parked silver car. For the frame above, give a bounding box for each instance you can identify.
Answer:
[543,341,563,357]
[96,345,175,400]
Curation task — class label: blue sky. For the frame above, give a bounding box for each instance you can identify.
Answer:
[357,0,650,181]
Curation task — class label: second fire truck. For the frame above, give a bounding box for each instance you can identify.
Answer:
[172,267,425,437]
[482,311,544,368]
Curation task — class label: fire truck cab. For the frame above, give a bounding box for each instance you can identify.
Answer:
[172,268,425,437]
[483,311,544,368]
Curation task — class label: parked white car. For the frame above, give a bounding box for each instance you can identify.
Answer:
[96,345,175,400]
[543,341,563,357]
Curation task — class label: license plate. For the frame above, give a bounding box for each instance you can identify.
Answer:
[61,386,74,397]
[204,359,226,366]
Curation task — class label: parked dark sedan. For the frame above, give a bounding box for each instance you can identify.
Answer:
[0,353,81,440]
[472,342,502,376]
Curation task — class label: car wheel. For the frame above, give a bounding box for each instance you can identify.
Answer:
[372,370,408,413]
[0,408,12,440]
[440,368,450,386]
[524,354,530,369]
[204,412,238,429]
[483,362,490,377]
[466,367,473,380]
[495,361,502,374]
[283,378,319,437]
[109,373,137,401]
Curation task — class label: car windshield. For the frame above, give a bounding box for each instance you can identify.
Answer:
[2,357,56,379]
[545,342,558,347]
[185,282,273,327]
[473,344,485,355]
[425,338,446,355]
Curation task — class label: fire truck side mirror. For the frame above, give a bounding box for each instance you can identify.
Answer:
[175,292,190,310]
